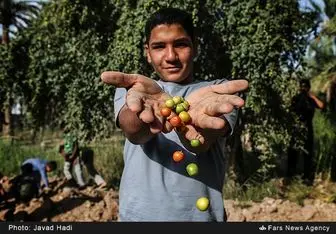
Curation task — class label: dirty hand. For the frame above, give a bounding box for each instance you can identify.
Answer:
[101,71,172,133]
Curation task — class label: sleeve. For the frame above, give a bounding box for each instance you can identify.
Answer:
[214,79,239,136]
[39,160,49,187]
[114,88,127,128]
[223,109,238,136]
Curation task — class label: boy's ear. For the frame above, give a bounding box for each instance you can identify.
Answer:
[144,44,152,64]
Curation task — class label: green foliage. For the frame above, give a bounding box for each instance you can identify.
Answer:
[83,138,124,188]
[0,38,29,105]
[313,111,336,174]
[284,177,312,206]
[106,0,231,80]
[221,0,317,177]
[1,0,320,181]
[0,134,125,188]
[224,178,282,202]
[0,140,61,177]
[20,0,119,141]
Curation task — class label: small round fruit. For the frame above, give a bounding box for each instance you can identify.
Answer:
[173,151,185,162]
[173,96,183,105]
[160,107,171,117]
[165,99,175,108]
[169,116,182,127]
[181,102,189,111]
[179,111,191,123]
[186,163,199,176]
[175,104,185,114]
[190,139,201,147]
[196,197,210,211]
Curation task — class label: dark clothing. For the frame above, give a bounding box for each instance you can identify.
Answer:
[288,92,318,183]
[292,92,317,127]
[22,158,49,188]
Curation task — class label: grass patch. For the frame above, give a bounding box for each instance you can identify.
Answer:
[0,133,125,189]
[223,177,283,202]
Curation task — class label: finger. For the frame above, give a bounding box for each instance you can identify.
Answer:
[162,120,174,133]
[217,95,245,108]
[101,71,137,88]
[149,117,163,134]
[205,102,235,116]
[163,109,179,133]
[183,125,205,144]
[209,80,248,95]
[150,103,164,133]
[195,115,227,129]
[139,103,155,123]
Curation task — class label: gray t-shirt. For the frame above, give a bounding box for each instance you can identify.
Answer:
[114,79,238,221]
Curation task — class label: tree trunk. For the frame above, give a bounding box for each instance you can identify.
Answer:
[3,98,13,136]
[2,25,9,44]
[2,25,12,136]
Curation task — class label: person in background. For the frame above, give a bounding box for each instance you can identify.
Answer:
[287,79,324,185]
[20,158,57,190]
[81,148,107,189]
[12,158,57,203]
[59,130,86,189]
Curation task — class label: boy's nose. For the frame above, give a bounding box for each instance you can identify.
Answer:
[165,47,178,61]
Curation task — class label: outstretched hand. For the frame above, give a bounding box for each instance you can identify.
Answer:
[179,80,249,143]
[101,71,172,133]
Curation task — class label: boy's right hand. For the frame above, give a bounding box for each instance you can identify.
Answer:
[101,71,174,133]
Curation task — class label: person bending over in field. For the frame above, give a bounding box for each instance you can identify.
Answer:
[58,129,86,189]
[11,158,57,203]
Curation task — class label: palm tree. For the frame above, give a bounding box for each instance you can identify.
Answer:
[0,0,42,136]
[0,0,41,44]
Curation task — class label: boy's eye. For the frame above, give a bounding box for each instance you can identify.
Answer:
[152,45,165,49]
[175,42,188,47]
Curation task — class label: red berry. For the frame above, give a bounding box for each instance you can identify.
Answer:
[170,116,182,127]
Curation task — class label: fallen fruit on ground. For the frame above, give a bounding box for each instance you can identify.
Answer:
[196,197,210,211]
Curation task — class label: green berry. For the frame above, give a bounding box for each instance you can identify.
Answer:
[173,96,183,105]
[165,99,175,108]
[190,139,201,147]
[175,104,185,114]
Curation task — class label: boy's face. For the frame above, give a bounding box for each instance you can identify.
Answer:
[145,23,195,83]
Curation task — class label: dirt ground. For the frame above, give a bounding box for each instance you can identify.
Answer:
[1,177,336,222]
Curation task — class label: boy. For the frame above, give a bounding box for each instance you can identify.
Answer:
[101,7,248,221]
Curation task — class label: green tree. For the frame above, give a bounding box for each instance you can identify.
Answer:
[22,0,119,141]
[0,0,41,136]
[220,0,317,181]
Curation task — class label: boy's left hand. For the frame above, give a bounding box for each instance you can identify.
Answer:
[181,79,248,143]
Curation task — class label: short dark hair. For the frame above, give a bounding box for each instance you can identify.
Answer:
[46,161,57,171]
[145,7,195,44]
[300,79,311,89]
